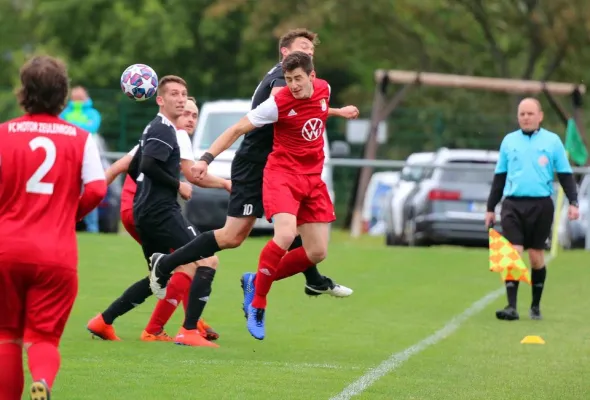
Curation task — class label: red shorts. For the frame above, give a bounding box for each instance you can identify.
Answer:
[121,207,141,244]
[263,171,336,226]
[0,263,78,346]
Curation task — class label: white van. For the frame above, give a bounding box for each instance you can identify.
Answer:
[183,99,337,233]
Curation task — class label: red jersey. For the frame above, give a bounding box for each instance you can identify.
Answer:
[0,114,105,268]
[120,145,139,213]
[247,78,330,175]
[121,174,137,212]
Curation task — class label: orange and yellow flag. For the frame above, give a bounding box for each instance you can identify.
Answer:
[489,228,531,285]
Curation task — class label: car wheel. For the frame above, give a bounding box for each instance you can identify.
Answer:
[404,217,417,246]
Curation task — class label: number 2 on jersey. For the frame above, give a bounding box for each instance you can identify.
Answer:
[26,136,56,195]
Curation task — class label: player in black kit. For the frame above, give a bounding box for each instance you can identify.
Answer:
[94,76,218,347]
[150,30,360,346]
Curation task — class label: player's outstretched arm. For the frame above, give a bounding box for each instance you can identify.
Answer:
[179,159,231,191]
[207,116,257,158]
[328,106,359,119]
[105,146,137,184]
[194,96,278,180]
[193,174,231,191]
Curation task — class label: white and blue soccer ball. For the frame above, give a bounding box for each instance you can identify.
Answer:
[120,64,158,101]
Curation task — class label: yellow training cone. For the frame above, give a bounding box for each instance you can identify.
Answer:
[520,335,545,344]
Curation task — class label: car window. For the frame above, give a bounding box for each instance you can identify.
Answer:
[439,160,496,183]
[199,112,246,149]
[401,165,429,182]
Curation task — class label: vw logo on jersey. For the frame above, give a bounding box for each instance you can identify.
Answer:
[302,118,324,141]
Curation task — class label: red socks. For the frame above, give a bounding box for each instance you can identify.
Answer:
[274,246,314,281]
[145,272,192,334]
[0,343,23,400]
[27,342,60,390]
[252,240,287,309]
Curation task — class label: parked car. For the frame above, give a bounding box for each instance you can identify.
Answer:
[383,151,435,245]
[76,135,121,233]
[183,99,347,233]
[400,148,500,246]
[361,171,400,236]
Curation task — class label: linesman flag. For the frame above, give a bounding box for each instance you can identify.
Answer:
[489,228,531,285]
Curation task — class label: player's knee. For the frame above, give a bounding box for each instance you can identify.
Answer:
[273,229,297,249]
[174,263,196,277]
[23,335,60,349]
[305,246,327,264]
[198,256,219,269]
[0,338,22,347]
[217,227,248,249]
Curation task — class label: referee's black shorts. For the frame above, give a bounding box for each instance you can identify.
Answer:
[500,196,554,250]
[135,210,199,265]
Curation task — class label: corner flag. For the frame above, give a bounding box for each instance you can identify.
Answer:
[564,118,588,166]
[489,228,531,284]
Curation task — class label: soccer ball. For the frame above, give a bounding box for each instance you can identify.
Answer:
[120,64,158,101]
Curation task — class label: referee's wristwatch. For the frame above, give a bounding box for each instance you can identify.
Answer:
[571,200,579,207]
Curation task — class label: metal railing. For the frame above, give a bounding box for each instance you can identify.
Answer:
[102,151,590,174]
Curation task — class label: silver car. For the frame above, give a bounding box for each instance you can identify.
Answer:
[401,148,500,246]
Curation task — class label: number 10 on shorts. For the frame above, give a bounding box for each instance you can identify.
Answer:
[243,204,253,216]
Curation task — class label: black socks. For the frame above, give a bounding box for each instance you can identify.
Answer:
[531,266,547,307]
[102,277,152,324]
[505,280,519,309]
[289,235,323,286]
[160,231,221,275]
[183,267,216,330]
[505,266,547,309]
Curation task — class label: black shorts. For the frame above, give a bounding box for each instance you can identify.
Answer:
[227,155,265,219]
[500,197,554,250]
[135,211,199,262]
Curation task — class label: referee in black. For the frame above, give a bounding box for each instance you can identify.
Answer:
[485,97,579,321]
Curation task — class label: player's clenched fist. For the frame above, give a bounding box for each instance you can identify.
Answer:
[339,105,359,119]
[178,181,193,200]
[191,160,208,180]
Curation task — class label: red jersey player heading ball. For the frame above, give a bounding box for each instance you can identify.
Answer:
[0,56,107,400]
[191,51,359,340]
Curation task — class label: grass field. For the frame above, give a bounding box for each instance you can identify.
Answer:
[26,230,590,399]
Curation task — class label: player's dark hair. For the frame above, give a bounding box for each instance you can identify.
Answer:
[16,55,69,116]
[282,51,314,76]
[157,75,187,96]
[278,28,319,59]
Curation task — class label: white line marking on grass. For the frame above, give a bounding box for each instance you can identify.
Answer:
[79,356,358,371]
[330,255,553,400]
[180,359,362,371]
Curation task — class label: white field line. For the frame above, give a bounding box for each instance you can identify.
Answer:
[329,255,553,400]
[180,359,362,371]
[79,356,360,371]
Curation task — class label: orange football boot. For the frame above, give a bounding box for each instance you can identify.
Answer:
[140,330,174,342]
[175,327,219,347]
[197,318,219,341]
[87,314,121,341]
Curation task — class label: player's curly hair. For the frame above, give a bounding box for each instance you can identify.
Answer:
[282,51,314,75]
[16,55,69,116]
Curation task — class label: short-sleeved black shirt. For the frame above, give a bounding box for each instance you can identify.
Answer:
[235,63,286,163]
[133,113,181,223]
